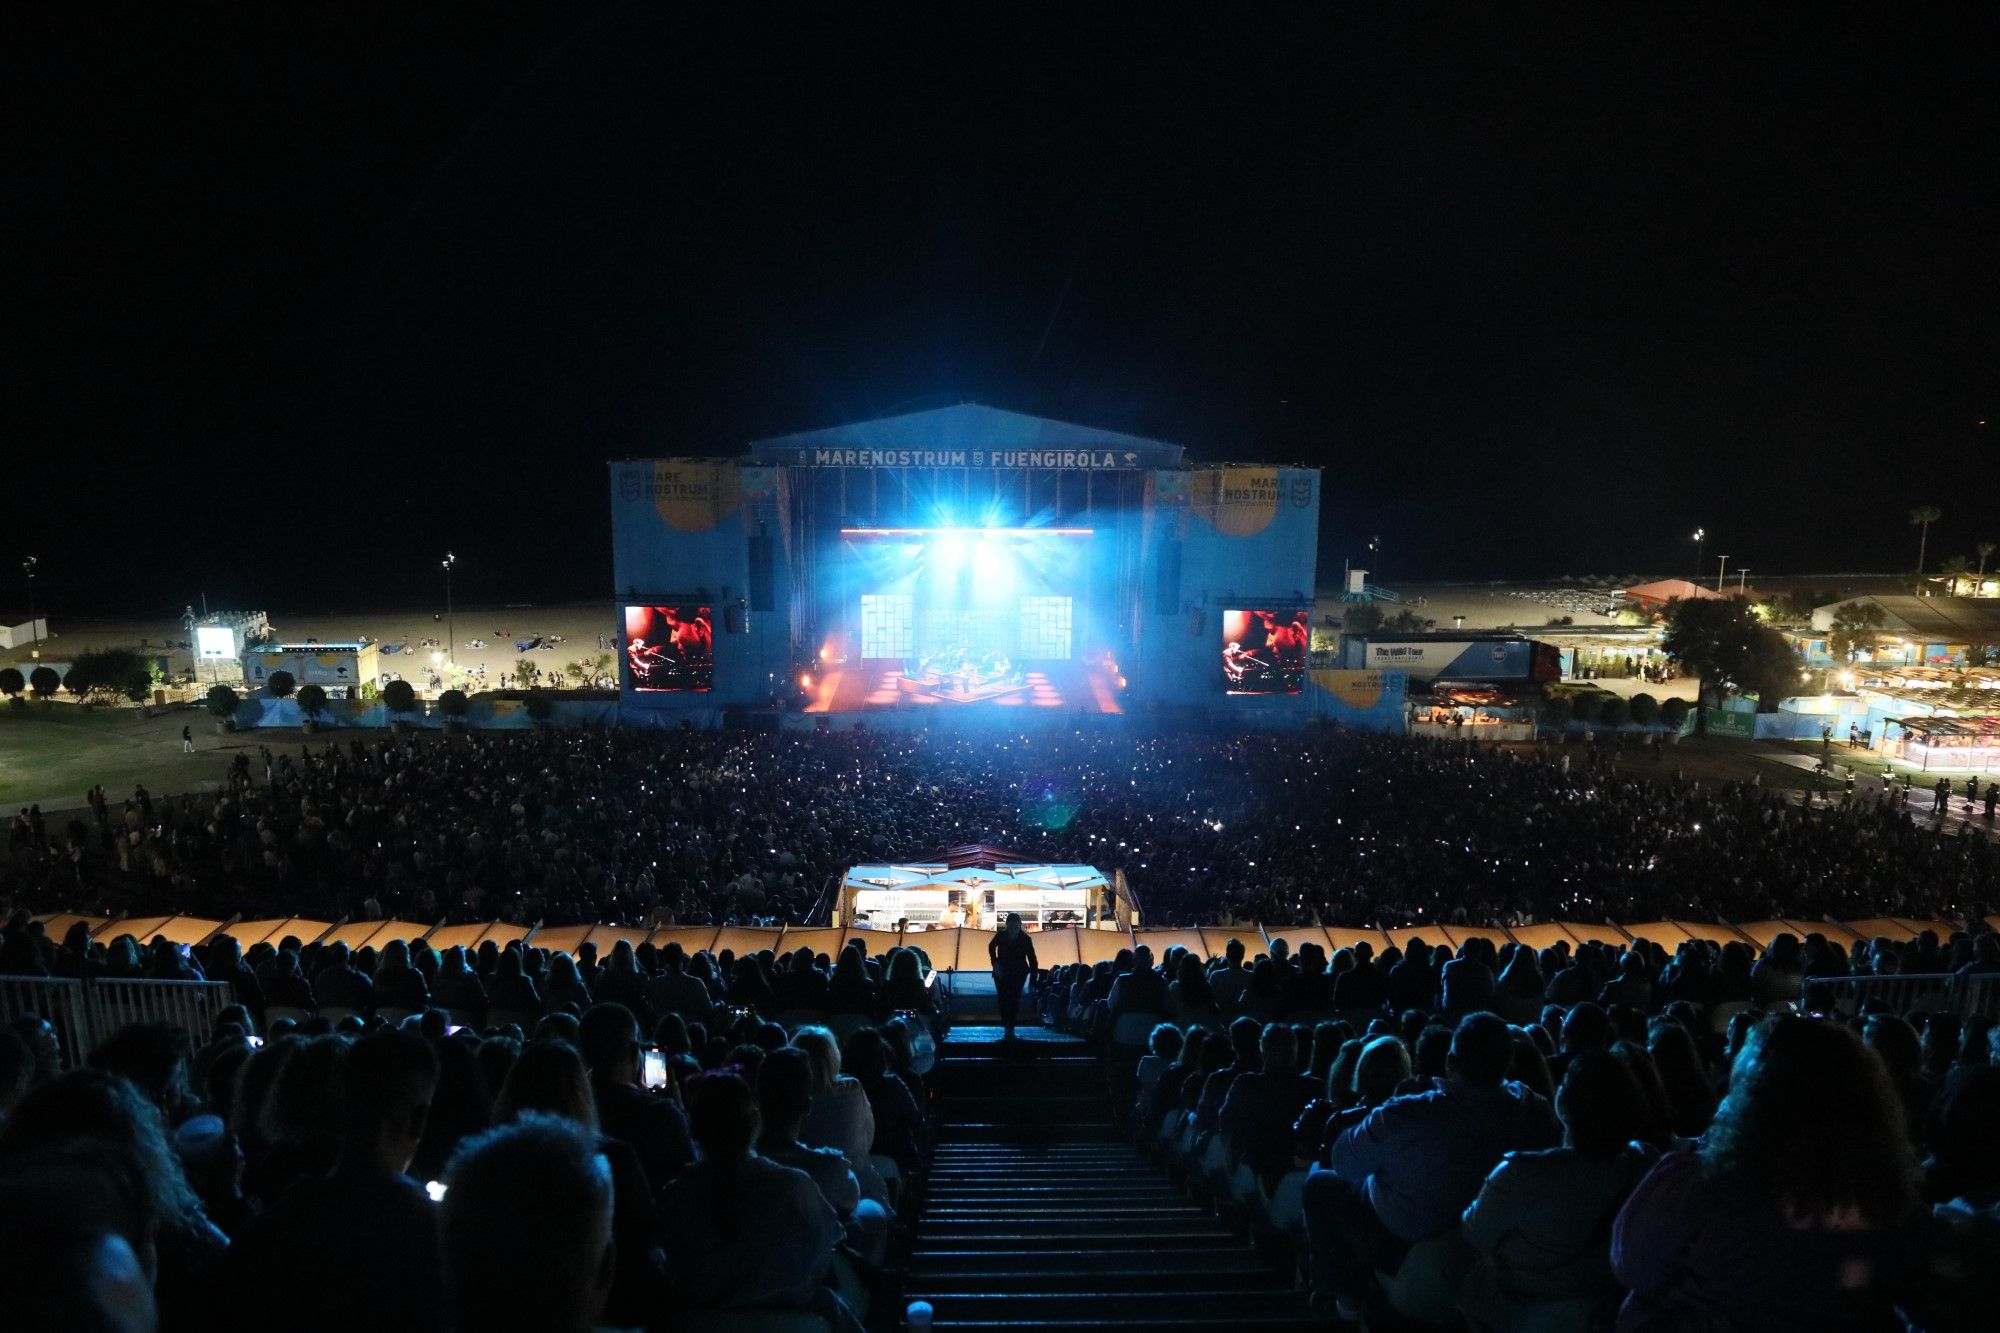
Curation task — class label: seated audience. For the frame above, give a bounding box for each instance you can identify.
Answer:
[441,1113,615,1333]
[1461,1050,1656,1329]
[1612,1016,1919,1332]
[228,1029,442,1331]
[1304,1012,1560,1317]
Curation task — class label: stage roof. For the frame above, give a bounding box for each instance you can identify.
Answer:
[1813,595,2000,640]
[745,403,1186,468]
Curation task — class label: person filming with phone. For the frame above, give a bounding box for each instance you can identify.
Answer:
[578,1003,692,1199]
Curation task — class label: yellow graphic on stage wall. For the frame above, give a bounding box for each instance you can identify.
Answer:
[1194,467,1280,536]
[649,462,741,532]
[1312,669,1388,708]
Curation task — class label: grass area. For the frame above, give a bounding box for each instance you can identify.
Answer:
[1775,738,1998,790]
[1588,736,1830,794]
[0,703,266,809]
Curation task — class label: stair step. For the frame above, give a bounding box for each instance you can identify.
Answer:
[926,1188,1186,1203]
[909,1247,1270,1276]
[924,1312,1328,1320]
[917,1292,1312,1320]
[910,1267,1281,1293]
[925,1205,1211,1220]
[916,1230,1241,1250]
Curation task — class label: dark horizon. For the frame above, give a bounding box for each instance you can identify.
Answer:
[8,8,1994,618]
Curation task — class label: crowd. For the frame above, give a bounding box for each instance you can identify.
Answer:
[1068,927,2000,1331]
[0,924,940,1332]
[4,726,1996,933]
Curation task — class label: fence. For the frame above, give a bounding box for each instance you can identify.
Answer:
[0,976,237,1067]
[1800,973,2000,1021]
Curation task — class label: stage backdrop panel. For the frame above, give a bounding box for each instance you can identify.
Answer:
[1198,927,1267,960]
[645,927,722,956]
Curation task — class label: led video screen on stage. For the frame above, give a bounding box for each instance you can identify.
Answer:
[845,527,1088,663]
[1222,608,1309,695]
[623,605,713,692]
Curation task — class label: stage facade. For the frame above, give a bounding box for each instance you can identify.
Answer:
[609,404,1322,724]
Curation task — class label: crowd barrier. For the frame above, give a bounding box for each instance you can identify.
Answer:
[1801,972,2000,1021]
[28,911,1999,970]
[0,976,237,1066]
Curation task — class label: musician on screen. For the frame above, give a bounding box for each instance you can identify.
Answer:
[626,636,661,686]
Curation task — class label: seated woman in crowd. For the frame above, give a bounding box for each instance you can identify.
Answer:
[792,1026,886,1205]
[0,1068,231,1327]
[1612,1017,1920,1332]
[1462,1051,1656,1330]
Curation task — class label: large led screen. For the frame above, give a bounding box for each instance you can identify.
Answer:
[623,605,713,692]
[1222,608,1308,695]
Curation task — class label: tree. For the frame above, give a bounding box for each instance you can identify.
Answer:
[382,679,418,719]
[1661,596,1804,730]
[63,649,154,703]
[1978,541,1996,578]
[1939,555,1973,595]
[1597,695,1629,728]
[1659,696,1690,729]
[1770,588,1839,624]
[512,659,540,691]
[0,667,22,699]
[438,689,470,726]
[1539,692,1572,729]
[565,653,613,688]
[122,673,152,704]
[1628,691,1660,726]
[1909,505,1942,573]
[205,684,240,718]
[296,683,327,724]
[266,669,296,698]
[1384,609,1431,633]
[1569,691,1602,724]
[1827,601,1887,665]
[29,666,60,699]
[1341,604,1385,635]
[524,690,556,725]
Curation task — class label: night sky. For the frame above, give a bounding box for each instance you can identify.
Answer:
[9,7,1995,616]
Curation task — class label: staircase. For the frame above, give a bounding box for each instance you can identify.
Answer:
[907,1025,1315,1333]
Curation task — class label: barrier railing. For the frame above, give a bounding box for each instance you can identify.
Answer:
[1801,973,2000,1020]
[0,976,237,1066]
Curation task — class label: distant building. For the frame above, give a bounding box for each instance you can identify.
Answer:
[1928,571,1999,599]
[243,642,380,698]
[1806,595,2000,667]
[0,614,49,652]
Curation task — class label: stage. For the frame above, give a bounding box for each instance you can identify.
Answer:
[803,659,1124,714]
[609,405,1324,728]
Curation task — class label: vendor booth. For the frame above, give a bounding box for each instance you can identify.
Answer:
[1887,715,2000,772]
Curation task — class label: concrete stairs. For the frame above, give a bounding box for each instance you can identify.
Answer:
[906,1025,1314,1333]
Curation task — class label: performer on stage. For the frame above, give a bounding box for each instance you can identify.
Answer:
[988,912,1038,1041]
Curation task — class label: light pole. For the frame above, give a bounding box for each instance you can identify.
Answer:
[1715,555,1729,592]
[1366,534,1382,586]
[1691,528,1705,583]
[441,552,456,670]
[20,556,38,659]
[1737,567,1751,595]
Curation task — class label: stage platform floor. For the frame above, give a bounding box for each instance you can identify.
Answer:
[804,660,1123,714]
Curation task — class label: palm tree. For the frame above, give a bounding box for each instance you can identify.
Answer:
[1909,505,1942,573]
[1977,541,1995,577]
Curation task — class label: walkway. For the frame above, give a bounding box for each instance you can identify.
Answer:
[907,1024,1314,1332]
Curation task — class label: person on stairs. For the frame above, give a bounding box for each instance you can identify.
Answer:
[989,914,1038,1041]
